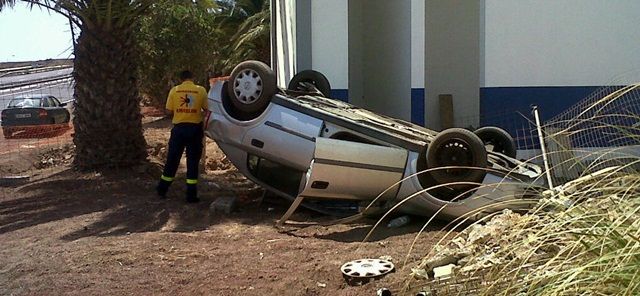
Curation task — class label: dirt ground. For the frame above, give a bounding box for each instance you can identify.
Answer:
[0,117,451,296]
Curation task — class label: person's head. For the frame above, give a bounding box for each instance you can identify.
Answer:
[179,70,194,81]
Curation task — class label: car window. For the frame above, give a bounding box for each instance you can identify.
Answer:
[51,97,61,107]
[42,98,51,107]
[247,154,304,197]
[8,98,41,108]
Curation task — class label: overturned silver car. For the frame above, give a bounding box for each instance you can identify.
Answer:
[205,61,543,223]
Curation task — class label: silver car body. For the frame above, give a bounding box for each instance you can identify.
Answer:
[205,81,543,220]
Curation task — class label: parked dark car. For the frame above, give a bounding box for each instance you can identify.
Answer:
[1,94,71,138]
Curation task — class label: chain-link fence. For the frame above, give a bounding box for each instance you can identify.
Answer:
[542,83,640,184]
[459,108,540,151]
[3,66,639,190]
[0,66,75,185]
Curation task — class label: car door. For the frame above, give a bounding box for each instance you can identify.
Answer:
[38,97,56,124]
[48,96,66,123]
[299,137,408,201]
[241,104,323,171]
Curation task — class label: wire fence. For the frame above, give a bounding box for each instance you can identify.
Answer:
[0,124,74,185]
[2,67,640,189]
[460,108,541,151]
[542,84,640,184]
[0,68,75,185]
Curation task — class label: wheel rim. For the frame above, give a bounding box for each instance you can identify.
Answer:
[435,138,475,178]
[233,69,263,104]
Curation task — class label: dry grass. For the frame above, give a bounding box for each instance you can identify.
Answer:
[401,83,640,295]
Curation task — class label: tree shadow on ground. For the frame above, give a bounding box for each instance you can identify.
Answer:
[277,216,447,243]
[0,165,448,243]
[0,166,269,241]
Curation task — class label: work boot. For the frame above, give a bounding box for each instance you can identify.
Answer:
[186,183,199,203]
[156,179,172,198]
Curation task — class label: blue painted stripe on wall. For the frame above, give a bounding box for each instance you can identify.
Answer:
[331,89,349,102]
[480,86,602,124]
[327,87,607,139]
[479,85,613,149]
[411,88,425,126]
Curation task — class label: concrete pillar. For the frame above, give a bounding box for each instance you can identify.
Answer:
[311,0,349,99]
[349,0,412,121]
[425,0,480,130]
[411,0,426,125]
[295,0,312,72]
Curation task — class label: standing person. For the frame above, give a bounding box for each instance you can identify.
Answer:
[156,70,208,203]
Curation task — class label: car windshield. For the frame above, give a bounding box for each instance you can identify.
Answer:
[7,98,41,108]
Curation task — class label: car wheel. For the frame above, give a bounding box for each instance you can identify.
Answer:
[228,60,277,114]
[474,126,517,158]
[287,70,332,98]
[426,128,488,186]
[2,127,13,139]
[221,81,267,121]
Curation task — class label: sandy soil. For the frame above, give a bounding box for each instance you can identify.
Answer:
[0,117,450,296]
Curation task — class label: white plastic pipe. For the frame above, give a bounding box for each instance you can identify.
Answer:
[533,105,554,189]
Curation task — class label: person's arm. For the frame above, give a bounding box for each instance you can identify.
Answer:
[165,88,176,117]
[201,87,209,112]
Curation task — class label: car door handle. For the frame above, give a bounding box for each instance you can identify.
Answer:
[251,139,264,148]
[311,181,329,189]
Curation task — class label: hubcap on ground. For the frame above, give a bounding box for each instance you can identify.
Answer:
[340,259,394,278]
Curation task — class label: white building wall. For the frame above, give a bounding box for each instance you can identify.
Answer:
[483,0,640,87]
[411,0,425,89]
[425,0,480,130]
[310,0,349,90]
[273,0,297,87]
[296,0,640,130]
[358,0,412,120]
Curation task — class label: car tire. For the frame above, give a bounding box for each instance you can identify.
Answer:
[221,81,267,121]
[426,128,488,186]
[287,70,332,98]
[2,127,13,139]
[474,126,517,158]
[227,60,277,114]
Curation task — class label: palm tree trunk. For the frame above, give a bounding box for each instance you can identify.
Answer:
[72,25,147,169]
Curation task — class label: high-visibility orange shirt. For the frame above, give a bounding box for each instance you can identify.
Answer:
[166,81,208,124]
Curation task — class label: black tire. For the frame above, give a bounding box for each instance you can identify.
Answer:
[426,128,488,186]
[227,60,277,114]
[287,70,332,97]
[2,127,12,139]
[474,126,517,158]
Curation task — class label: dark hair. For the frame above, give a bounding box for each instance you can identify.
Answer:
[179,70,194,80]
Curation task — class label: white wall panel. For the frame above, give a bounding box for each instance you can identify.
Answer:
[311,0,349,89]
[484,0,640,87]
[411,0,425,89]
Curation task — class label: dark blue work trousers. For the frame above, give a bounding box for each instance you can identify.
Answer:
[162,123,204,182]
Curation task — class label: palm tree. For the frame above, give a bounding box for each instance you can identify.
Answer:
[0,0,152,169]
[137,0,220,107]
[215,0,270,73]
